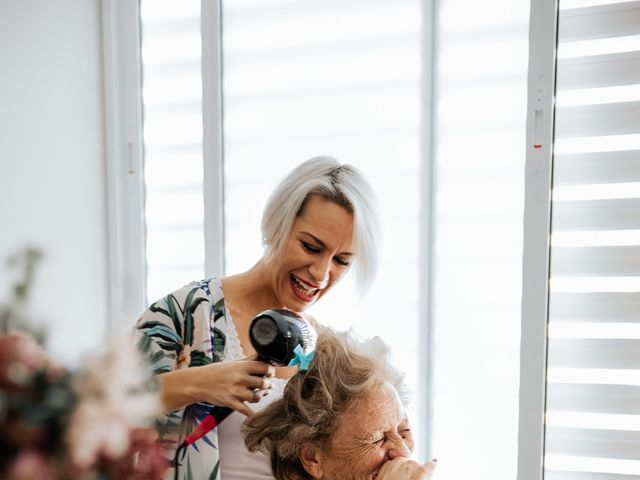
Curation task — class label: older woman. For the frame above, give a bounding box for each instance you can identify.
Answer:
[243,328,437,480]
[135,157,380,479]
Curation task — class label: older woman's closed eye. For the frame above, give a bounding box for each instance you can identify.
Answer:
[317,382,414,479]
[242,327,438,480]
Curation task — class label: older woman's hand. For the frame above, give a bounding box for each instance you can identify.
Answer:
[375,458,437,480]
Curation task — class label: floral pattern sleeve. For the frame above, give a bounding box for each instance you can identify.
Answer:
[135,278,227,480]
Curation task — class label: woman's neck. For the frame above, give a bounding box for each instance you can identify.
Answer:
[221,260,280,318]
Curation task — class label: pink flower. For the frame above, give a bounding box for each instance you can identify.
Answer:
[5,449,55,480]
[0,332,51,389]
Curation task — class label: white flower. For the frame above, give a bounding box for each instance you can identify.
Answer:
[66,335,161,469]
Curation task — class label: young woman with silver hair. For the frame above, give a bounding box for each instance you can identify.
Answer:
[135,156,380,479]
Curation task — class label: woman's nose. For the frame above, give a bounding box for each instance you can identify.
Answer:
[386,437,412,460]
[309,255,331,284]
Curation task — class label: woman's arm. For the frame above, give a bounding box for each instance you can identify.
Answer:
[156,367,201,412]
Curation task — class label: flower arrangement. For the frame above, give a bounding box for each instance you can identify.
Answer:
[0,248,168,479]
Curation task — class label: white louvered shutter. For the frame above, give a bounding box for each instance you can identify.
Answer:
[544,1,640,478]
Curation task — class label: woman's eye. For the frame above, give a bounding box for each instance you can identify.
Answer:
[334,256,350,267]
[373,436,386,446]
[302,242,321,253]
[399,428,412,438]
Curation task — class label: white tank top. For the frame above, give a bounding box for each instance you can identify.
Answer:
[217,313,287,480]
[218,378,287,479]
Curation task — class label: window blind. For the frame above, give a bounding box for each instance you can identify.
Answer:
[545,1,640,478]
[139,0,205,302]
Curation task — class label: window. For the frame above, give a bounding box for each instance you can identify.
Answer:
[220,0,427,453]
[430,0,529,478]
[131,1,534,477]
[140,0,205,303]
[545,1,640,478]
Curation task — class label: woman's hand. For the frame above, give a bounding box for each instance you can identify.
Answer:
[376,458,437,480]
[158,360,275,416]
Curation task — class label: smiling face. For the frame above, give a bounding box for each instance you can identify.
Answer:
[307,381,414,480]
[267,195,355,312]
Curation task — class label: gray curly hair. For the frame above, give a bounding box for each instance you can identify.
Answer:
[242,327,406,480]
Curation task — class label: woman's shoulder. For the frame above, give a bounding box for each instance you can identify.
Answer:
[136,278,226,370]
[153,277,222,305]
[137,278,225,329]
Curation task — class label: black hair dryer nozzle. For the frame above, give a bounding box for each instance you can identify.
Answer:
[249,309,305,365]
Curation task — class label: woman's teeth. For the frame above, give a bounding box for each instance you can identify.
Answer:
[292,276,319,296]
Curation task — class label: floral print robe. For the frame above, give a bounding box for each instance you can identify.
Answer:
[136,278,229,480]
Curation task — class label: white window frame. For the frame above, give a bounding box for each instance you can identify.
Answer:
[517,1,558,479]
[102,0,147,331]
[102,0,226,318]
[201,0,225,279]
[419,0,438,459]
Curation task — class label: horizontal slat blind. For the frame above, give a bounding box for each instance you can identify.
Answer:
[546,473,640,480]
[551,246,640,275]
[545,1,640,478]
[556,102,640,137]
[549,339,640,368]
[555,102,640,137]
[547,473,640,480]
[557,51,640,89]
[553,199,640,230]
[550,293,640,321]
[558,2,640,41]
[553,151,640,184]
[547,384,640,414]
[140,0,205,302]
[547,428,640,460]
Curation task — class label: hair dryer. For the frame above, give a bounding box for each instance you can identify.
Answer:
[176,309,311,458]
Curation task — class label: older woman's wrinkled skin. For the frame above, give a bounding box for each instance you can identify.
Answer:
[301,382,437,480]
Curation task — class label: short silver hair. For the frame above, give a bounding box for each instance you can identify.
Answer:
[260,156,380,292]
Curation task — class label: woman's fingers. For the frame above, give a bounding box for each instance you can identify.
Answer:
[232,400,255,418]
[422,460,437,475]
[241,360,276,377]
[235,386,258,403]
[377,457,438,479]
[236,361,275,390]
[236,373,267,391]
[194,360,276,410]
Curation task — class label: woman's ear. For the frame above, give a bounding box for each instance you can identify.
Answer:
[300,444,324,479]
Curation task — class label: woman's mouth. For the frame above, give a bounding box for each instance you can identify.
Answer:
[290,275,321,301]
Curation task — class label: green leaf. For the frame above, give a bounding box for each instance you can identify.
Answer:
[189,350,212,367]
[183,288,208,347]
[186,456,193,480]
[166,294,184,341]
[209,461,220,480]
[213,298,226,322]
[139,321,182,344]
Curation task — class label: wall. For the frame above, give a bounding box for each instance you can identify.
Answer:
[0,0,109,365]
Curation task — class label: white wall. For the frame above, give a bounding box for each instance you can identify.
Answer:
[0,0,109,365]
